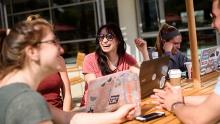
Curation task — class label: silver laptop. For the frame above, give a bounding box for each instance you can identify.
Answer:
[139,56,169,99]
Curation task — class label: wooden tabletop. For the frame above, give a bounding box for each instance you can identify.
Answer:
[125,71,220,124]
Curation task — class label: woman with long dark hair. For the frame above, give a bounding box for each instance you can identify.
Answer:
[81,23,148,106]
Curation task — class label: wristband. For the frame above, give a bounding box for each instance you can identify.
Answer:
[171,101,185,113]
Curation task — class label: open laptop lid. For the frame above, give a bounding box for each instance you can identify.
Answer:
[139,56,169,99]
[85,70,141,116]
[200,46,220,75]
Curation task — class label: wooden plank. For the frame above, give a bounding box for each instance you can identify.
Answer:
[201,71,220,83]
[185,0,201,87]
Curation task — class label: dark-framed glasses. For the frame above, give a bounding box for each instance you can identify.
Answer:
[97,33,114,41]
[39,38,60,46]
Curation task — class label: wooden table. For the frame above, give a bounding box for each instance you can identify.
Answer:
[125,71,220,124]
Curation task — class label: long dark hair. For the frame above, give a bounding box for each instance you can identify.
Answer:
[95,23,126,76]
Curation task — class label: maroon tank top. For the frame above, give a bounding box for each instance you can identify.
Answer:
[37,73,64,109]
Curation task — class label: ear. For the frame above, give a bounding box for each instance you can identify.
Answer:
[161,39,166,44]
[25,46,40,61]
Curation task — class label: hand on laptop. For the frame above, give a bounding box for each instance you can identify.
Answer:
[129,66,140,75]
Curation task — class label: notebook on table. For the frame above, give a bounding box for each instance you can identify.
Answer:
[85,70,141,116]
[139,56,169,99]
[200,46,220,75]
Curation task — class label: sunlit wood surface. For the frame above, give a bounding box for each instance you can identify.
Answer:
[125,71,220,124]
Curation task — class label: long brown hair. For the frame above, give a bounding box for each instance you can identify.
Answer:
[0,15,53,80]
[155,23,180,56]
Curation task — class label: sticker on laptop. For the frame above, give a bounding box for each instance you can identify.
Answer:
[159,76,166,88]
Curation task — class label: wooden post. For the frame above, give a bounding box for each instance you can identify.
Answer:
[185,0,201,88]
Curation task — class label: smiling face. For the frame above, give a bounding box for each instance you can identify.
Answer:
[39,32,64,73]
[98,28,119,54]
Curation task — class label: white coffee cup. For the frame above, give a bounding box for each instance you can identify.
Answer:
[168,69,182,86]
[184,62,192,79]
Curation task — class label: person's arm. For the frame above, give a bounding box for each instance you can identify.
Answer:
[134,38,150,61]
[163,42,179,69]
[184,95,208,105]
[153,83,220,124]
[70,104,135,124]
[173,93,220,124]
[58,57,72,111]
[82,53,97,83]
[84,73,96,83]
[163,42,175,60]
[179,52,190,71]
[129,66,140,75]
[59,71,73,111]
[50,104,135,124]
[49,104,73,124]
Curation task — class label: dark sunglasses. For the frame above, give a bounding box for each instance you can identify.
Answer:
[97,33,114,41]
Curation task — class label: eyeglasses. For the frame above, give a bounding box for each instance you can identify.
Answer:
[210,13,216,23]
[39,38,60,46]
[97,33,114,41]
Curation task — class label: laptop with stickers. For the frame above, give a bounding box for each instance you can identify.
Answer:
[85,56,169,115]
[200,46,220,75]
[85,70,141,116]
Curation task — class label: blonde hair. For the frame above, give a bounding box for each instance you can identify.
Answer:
[0,14,53,80]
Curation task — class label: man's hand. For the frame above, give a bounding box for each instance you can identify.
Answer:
[151,83,184,111]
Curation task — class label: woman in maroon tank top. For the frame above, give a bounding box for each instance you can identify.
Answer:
[37,57,72,111]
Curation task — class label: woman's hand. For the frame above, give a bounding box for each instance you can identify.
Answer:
[134,38,150,61]
[163,42,173,52]
[114,104,136,123]
[134,38,147,53]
